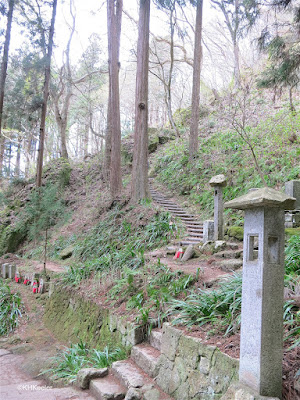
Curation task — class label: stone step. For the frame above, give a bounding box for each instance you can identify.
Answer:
[90,373,126,400]
[217,259,243,272]
[181,239,202,246]
[149,329,162,351]
[131,343,161,378]
[184,222,203,227]
[186,232,203,238]
[214,249,243,259]
[111,359,150,389]
[164,206,184,211]
[179,218,196,222]
[156,201,177,206]
[170,213,190,217]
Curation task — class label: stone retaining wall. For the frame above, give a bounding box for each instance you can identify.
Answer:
[156,323,239,400]
[45,284,145,348]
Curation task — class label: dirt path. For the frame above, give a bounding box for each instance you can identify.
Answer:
[0,279,94,400]
[0,350,94,400]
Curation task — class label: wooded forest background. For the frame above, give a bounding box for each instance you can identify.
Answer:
[0,0,299,200]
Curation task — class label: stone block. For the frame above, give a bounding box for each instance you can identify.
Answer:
[76,367,108,389]
[182,245,195,262]
[126,325,145,346]
[210,349,239,394]
[220,383,280,400]
[155,354,174,393]
[203,220,214,242]
[169,356,189,394]
[8,264,16,279]
[285,180,300,209]
[188,370,210,398]
[125,387,142,400]
[293,213,300,227]
[160,323,182,362]
[285,213,293,222]
[173,380,190,400]
[178,335,201,369]
[59,245,74,260]
[199,356,210,375]
[1,263,9,279]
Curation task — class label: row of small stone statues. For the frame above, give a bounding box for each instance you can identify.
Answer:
[1,263,46,294]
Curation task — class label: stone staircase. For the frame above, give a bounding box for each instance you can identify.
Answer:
[90,329,173,400]
[149,184,203,246]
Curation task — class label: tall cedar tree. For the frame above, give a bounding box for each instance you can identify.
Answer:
[0,0,15,177]
[189,0,203,159]
[131,0,151,202]
[107,0,123,197]
[36,0,57,188]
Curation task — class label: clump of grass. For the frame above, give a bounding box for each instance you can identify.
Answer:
[168,273,242,336]
[285,235,300,275]
[108,262,195,328]
[62,208,179,286]
[168,272,300,349]
[0,280,23,335]
[44,341,128,383]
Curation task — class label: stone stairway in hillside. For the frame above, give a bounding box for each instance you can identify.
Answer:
[149,183,203,246]
[90,329,172,400]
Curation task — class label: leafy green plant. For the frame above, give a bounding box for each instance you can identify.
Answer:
[285,235,300,275]
[169,272,300,348]
[63,209,179,285]
[169,273,242,335]
[44,341,128,383]
[0,281,23,335]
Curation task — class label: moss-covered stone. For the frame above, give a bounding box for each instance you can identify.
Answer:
[226,226,244,241]
[148,134,159,154]
[285,227,300,237]
[0,223,28,256]
[44,285,123,348]
[59,245,74,260]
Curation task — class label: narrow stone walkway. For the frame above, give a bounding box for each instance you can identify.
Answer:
[149,183,203,246]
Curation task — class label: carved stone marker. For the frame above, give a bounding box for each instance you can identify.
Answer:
[285,180,300,209]
[1,263,9,279]
[203,220,214,242]
[8,264,16,279]
[225,187,295,399]
[209,174,227,241]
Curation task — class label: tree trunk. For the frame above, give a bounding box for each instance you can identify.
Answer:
[15,136,22,177]
[233,39,241,89]
[131,0,151,202]
[189,0,203,160]
[289,86,296,114]
[36,0,57,187]
[0,0,14,176]
[107,0,123,198]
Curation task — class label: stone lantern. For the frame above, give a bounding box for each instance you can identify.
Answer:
[225,187,295,399]
[209,174,227,241]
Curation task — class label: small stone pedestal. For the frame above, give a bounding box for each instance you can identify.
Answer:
[225,187,295,400]
[209,174,227,241]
